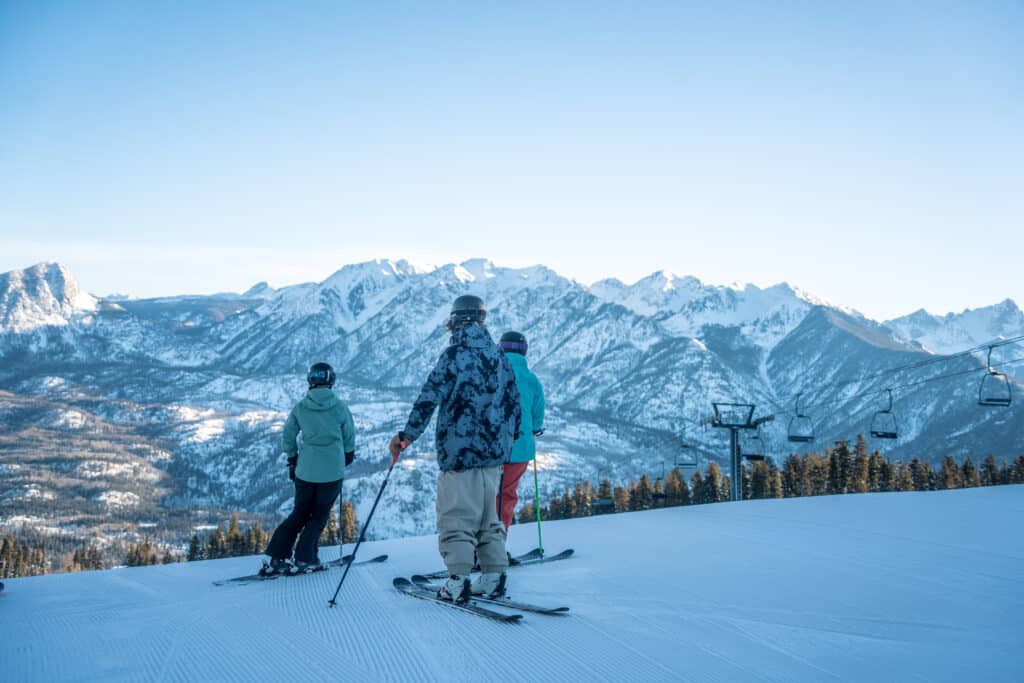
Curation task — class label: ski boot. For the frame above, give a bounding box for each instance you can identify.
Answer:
[292,560,324,574]
[259,557,293,577]
[437,575,472,604]
[471,572,507,599]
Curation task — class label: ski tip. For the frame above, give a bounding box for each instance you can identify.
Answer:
[369,554,389,563]
[393,577,413,589]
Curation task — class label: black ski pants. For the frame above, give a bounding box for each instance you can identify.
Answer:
[265,477,342,564]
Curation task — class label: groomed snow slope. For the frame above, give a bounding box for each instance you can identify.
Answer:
[2,487,1022,682]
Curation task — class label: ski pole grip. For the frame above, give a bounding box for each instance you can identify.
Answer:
[391,440,408,466]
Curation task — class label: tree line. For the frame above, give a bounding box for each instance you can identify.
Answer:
[518,436,1024,523]
[186,502,358,562]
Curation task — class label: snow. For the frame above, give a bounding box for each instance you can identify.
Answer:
[96,491,142,509]
[2,486,1021,682]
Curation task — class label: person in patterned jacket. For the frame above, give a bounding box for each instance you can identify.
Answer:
[389,294,521,603]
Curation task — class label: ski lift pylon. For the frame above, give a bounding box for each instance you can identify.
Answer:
[787,393,815,443]
[978,346,1012,407]
[870,388,899,440]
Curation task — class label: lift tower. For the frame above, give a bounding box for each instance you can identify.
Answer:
[707,403,775,501]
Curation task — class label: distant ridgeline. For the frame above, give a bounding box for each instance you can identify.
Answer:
[518,435,1024,523]
[0,506,360,580]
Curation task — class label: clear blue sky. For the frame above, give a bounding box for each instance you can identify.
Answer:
[1,1,1021,319]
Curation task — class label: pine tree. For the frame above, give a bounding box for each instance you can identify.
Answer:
[768,460,783,498]
[828,440,853,493]
[850,451,870,494]
[689,471,705,504]
[781,454,805,498]
[868,451,886,492]
[749,461,771,499]
[630,475,655,511]
[187,535,202,562]
[518,502,535,524]
[910,458,932,491]
[321,509,340,547]
[939,456,963,490]
[895,463,915,492]
[612,485,630,513]
[342,501,359,543]
[961,458,981,488]
[981,455,999,486]
[704,463,726,504]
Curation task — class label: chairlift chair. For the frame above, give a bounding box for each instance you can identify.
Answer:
[978,346,1012,407]
[787,393,815,443]
[870,388,899,440]
[742,425,767,461]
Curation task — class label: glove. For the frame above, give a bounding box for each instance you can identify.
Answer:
[388,433,409,464]
[533,428,545,437]
[287,455,298,481]
[345,451,356,466]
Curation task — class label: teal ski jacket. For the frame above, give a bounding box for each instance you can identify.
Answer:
[282,387,356,483]
[506,352,545,463]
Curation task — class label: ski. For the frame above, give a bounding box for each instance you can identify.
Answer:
[392,577,522,623]
[214,553,388,586]
[410,575,569,615]
[418,548,574,580]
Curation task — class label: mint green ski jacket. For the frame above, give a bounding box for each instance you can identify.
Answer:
[282,387,356,483]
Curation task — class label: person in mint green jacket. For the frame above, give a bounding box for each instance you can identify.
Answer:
[496,331,545,531]
[262,362,356,575]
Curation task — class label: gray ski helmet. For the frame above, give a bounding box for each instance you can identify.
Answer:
[446,294,486,331]
[499,330,528,355]
[307,362,336,388]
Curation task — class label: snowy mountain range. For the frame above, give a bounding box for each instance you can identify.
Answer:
[1,260,1022,542]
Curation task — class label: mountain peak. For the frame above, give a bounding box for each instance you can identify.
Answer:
[0,262,97,333]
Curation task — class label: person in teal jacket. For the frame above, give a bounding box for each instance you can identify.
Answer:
[496,331,545,531]
[262,362,356,576]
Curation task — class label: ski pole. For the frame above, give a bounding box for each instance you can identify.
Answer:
[338,482,345,565]
[328,452,399,607]
[532,457,544,560]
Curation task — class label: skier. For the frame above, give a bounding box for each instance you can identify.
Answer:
[495,331,545,537]
[262,362,356,576]
[389,295,521,603]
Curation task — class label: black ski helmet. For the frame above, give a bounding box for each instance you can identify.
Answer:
[499,330,528,355]
[307,362,336,389]
[446,294,486,332]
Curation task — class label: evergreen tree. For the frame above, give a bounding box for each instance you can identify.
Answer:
[630,475,655,511]
[910,458,933,491]
[981,455,999,486]
[805,453,830,496]
[961,458,981,488]
[704,463,726,504]
[518,502,535,524]
[227,514,246,557]
[1011,456,1024,484]
[768,460,783,498]
[781,454,805,498]
[895,463,915,492]
[749,461,771,499]
[850,450,870,494]
[939,456,963,490]
[828,440,853,493]
[689,470,705,505]
[612,485,630,513]
[187,535,202,562]
[320,509,340,547]
[341,501,359,543]
[868,451,886,492]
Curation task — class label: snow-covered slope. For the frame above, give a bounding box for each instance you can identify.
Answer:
[1,487,1022,682]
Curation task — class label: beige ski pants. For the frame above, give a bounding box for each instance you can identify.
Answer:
[436,466,509,576]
